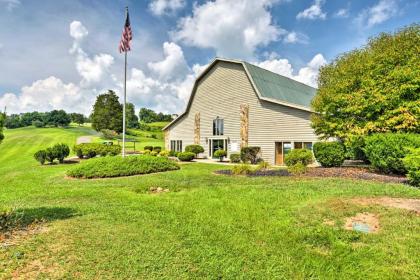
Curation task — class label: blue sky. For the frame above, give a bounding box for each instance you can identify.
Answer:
[0,0,418,115]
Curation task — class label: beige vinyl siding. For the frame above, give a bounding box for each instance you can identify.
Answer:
[167,61,318,164]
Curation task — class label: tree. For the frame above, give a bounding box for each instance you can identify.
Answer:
[126,103,139,128]
[4,114,22,129]
[91,90,123,133]
[44,110,71,127]
[311,24,420,141]
[0,112,4,144]
[139,107,173,123]
[70,113,86,126]
[21,112,43,126]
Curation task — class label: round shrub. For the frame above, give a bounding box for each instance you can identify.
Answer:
[313,142,345,167]
[240,147,261,164]
[45,147,56,164]
[67,155,180,179]
[73,143,121,158]
[185,145,204,157]
[284,149,313,167]
[153,146,162,153]
[159,150,170,157]
[229,153,241,163]
[364,133,420,174]
[52,143,70,163]
[34,150,47,165]
[214,149,227,162]
[403,148,420,187]
[177,152,195,162]
[144,146,153,151]
[32,120,44,128]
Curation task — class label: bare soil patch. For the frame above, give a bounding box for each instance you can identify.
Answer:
[304,167,407,184]
[1,223,47,248]
[149,186,170,194]
[350,197,420,214]
[344,212,380,233]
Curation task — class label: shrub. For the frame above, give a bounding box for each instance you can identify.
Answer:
[287,162,307,175]
[66,155,180,179]
[45,147,56,164]
[240,147,261,164]
[313,142,346,167]
[101,129,118,140]
[0,208,23,232]
[143,150,151,155]
[403,148,420,187]
[185,145,204,158]
[159,150,170,157]
[52,143,70,163]
[34,150,47,165]
[32,120,44,128]
[229,153,241,163]
[177,152,195,162]
[169,150,177,157]
[150,151,158,156]
[232,163,253,175]
[73,143,122,159]
[255,160,270,171]
[345,136,368,162]
[153,146,162,153]
[144,146,153,151]
[364,133,420,174]
[214,149,227,162]
[285,149,313,167]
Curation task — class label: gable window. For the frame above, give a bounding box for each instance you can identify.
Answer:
[170,140,183,152]
[213,117,224,136]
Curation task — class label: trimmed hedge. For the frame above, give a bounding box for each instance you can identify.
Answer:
[177,152,195,162]
[34,150,47,165]
[229,153,241,163]
[313,142,346,167]
[284,149,313,167]
[240,147,261,164]
[144,146,153,151]
[403,148,420,187]
[364,133,420,174]
[185,145,204,157]
[34,143,70,164]
[67,155,179,179]
[73,143,122,159]
[214,149,227,162]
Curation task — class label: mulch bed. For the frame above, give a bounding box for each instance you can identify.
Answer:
[215,167,407,184]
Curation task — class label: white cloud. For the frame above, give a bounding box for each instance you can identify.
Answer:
[256,53,327,87]
[0,0,20,11]
[334,8,349,18]
[283,31,309,44]
[149,0,186,16]
[147,42,189,81]
[296,0,326,20]
[172,0,284,58]
[356,0,398,28]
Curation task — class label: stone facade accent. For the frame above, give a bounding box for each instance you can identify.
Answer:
[164,130,169,150]
[240,104,249,148]
[194,112,200,144]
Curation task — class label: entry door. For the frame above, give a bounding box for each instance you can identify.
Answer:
[211,139,225,158]
[275,142,283,165]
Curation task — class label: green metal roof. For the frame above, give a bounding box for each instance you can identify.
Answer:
[243,62,316,109]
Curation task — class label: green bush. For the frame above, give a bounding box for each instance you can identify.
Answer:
[34,150,47,165]
[159,150,170,157]
[313,142,346,167]
[214,149,227,162]
[143,150,151,155]
[403,148,420,187]
[185,145,204,157]
[32,120,45,128]
[153,146,162,153]
[101,129,118,140]
[232,163,253,175]
[345,136,368,162]
[255,160,270,171]
[177,152,195,162]
[229,153,241,163]
[169,150,177,157]
[73,143,122,159]
[287,162,307,175]
[150,151,158,156]
[45,147,56,163]
[67,155,180,179]
[364,133,420,174]
[144,146,153,151]
[52,143,70,163]
[240,147,261,164]
[285,149,313,167]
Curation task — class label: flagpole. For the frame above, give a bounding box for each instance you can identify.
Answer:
[122,48,127,157]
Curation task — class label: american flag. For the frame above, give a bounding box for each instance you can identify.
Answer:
[119,8,132,53]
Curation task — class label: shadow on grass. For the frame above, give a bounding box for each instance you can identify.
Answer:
[1,207,78,232]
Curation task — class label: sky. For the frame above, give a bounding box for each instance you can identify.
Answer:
[0,0,419,115]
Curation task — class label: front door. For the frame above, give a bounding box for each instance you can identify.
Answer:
[211,139,225,158]
[275,142,292,165]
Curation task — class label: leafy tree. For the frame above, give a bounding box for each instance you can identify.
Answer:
[91,90,123,133]
[21,112,43,126]
[4,114,22,129]
[312,24,420,141]
[70,113,86,126]
[139,107,173,123]
[0,112,4,144]
[126,103,139,128]
[44,110,71,127]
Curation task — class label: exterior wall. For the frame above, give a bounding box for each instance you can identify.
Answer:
[166,61,318,164]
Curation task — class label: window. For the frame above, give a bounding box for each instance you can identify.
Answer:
[170,140,183,152]
[293,141,313,150]
[213,117,224,135]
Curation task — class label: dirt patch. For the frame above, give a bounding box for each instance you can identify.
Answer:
[149,186,170,194]
[350,197,420,214]
[304,167,407,184]
[344,212,380,233]
[1,223,47,248]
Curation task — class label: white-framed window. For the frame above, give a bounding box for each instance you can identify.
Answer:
[170,140,183,152]
[293,142,313,150]
[213,117,224,136]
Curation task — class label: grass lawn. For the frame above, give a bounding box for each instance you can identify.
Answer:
[1,127,419,279]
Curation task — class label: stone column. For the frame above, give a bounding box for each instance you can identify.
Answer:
[194,112,200,144]
[240,104,249,148]
[164,130,169,150]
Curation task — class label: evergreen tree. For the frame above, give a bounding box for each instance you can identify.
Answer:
[126,103,139,128]
[91,90,123,133]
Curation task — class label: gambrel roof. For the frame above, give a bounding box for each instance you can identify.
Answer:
[163,58,316,130]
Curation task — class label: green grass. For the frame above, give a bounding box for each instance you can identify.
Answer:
[1,127,420,279]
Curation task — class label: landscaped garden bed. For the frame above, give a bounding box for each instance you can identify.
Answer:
[215,169,290,177]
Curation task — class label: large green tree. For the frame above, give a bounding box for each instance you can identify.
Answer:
[139,107,173,123]
[126,103,139,129]
[91,90,123,133]
[70,113,86,126]
[312,24,420,140]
